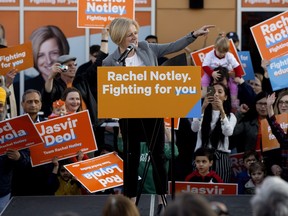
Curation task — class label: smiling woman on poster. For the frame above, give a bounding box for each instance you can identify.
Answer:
[103,17,214,214]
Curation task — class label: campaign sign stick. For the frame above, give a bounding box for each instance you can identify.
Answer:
[77,0,135,29]
[98,66,202,118]
[250,11,288,60]
[0,114,44,155]
[168,181,238,195]
[64,152,123,193]
[30,111,97,167]
[0,42,34,75]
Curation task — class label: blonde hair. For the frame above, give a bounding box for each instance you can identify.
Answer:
[215,36,229,53]
[109,18,140,46]
[102,195,140,216]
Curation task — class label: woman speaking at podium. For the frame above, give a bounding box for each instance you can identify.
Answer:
[103,17,214,214]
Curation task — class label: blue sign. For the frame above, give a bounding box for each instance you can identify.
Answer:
[238,51,255,81]
[267,55,288,91]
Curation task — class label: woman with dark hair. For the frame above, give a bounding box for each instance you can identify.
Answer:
[231,91,268,154]
[192,83,236,182]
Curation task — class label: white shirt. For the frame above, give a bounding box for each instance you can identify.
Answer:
[192,110,237,153]
[202,49,239,71]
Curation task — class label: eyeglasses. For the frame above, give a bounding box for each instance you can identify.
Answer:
[249,82,261,87]
[279,100,288,106]
[256,102,267,107]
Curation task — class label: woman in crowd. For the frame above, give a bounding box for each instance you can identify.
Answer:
[266,91,288,180]
[192,83,236,182]
[61,87,83,113]
[230,92,268,153]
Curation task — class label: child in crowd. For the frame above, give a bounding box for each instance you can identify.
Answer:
[236,150,258,194]
[185,147,223,183]
[244,161,266,194]
[48,157,82,195]
[48,99,67,119]
[202,35,242,110]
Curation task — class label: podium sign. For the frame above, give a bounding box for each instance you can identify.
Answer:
[98,66,201,118]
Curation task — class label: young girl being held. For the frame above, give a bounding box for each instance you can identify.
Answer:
[202,35,242,110]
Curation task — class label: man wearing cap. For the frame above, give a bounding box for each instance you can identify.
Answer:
[226,31,240,51]
[42,28,109,147]
[0,87,30,213]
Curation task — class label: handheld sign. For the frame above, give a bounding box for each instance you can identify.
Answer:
[261,113,288,152]
[77,0,135,29]
[168,181,238,195]
[250,11,288,60]
[0,114,44,156]
[238,51,255,80]
[98,66,202,118]
[266,55,288,91]
[30,111,97,167]
[64,152,123,193]
[164,118,180,130]
[0,42,34,75]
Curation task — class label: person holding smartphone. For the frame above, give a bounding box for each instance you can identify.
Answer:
[191,83,237,183]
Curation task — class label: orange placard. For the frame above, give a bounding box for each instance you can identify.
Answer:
[190,40,245,76]
[242,0,288,7]
[98,66,202,118]
[164,118,180,130]
[168,181,238,195]
[77,0,135,28]
[0,0,19,6]
[250,11,288,60]
[0,42,34,75]
[190,45,214,76]
[261,113,288,152]
[24,0,76,7]
[64,152,123,193]
[0,114,44,156]
[30,111,98,167]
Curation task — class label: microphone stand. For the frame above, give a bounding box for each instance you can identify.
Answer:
[119,58,130,197]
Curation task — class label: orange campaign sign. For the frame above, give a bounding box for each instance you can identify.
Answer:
[164,117,180,130]
[261,113,288,152]
[0,0,19,6]
[250,11,288,60]
[24,0,76,7]
[168,181,238,195]
[242,0,288,7]
[190,40,245,76]
[98,66,202,118]
[0,114,44,156]
[77,0,135,28]
[30,111,98,167]
[191,45,214,76]
[64,152,124,193]
[0,42,34,75]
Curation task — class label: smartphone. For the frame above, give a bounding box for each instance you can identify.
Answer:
[207,86,215,97]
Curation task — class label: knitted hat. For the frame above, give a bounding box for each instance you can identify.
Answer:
[0,87,7,104]
[52,99,65,108]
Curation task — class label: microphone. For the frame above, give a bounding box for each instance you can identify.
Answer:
[117,43,135,64]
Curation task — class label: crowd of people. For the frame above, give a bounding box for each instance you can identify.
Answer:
[0,16,288,216]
